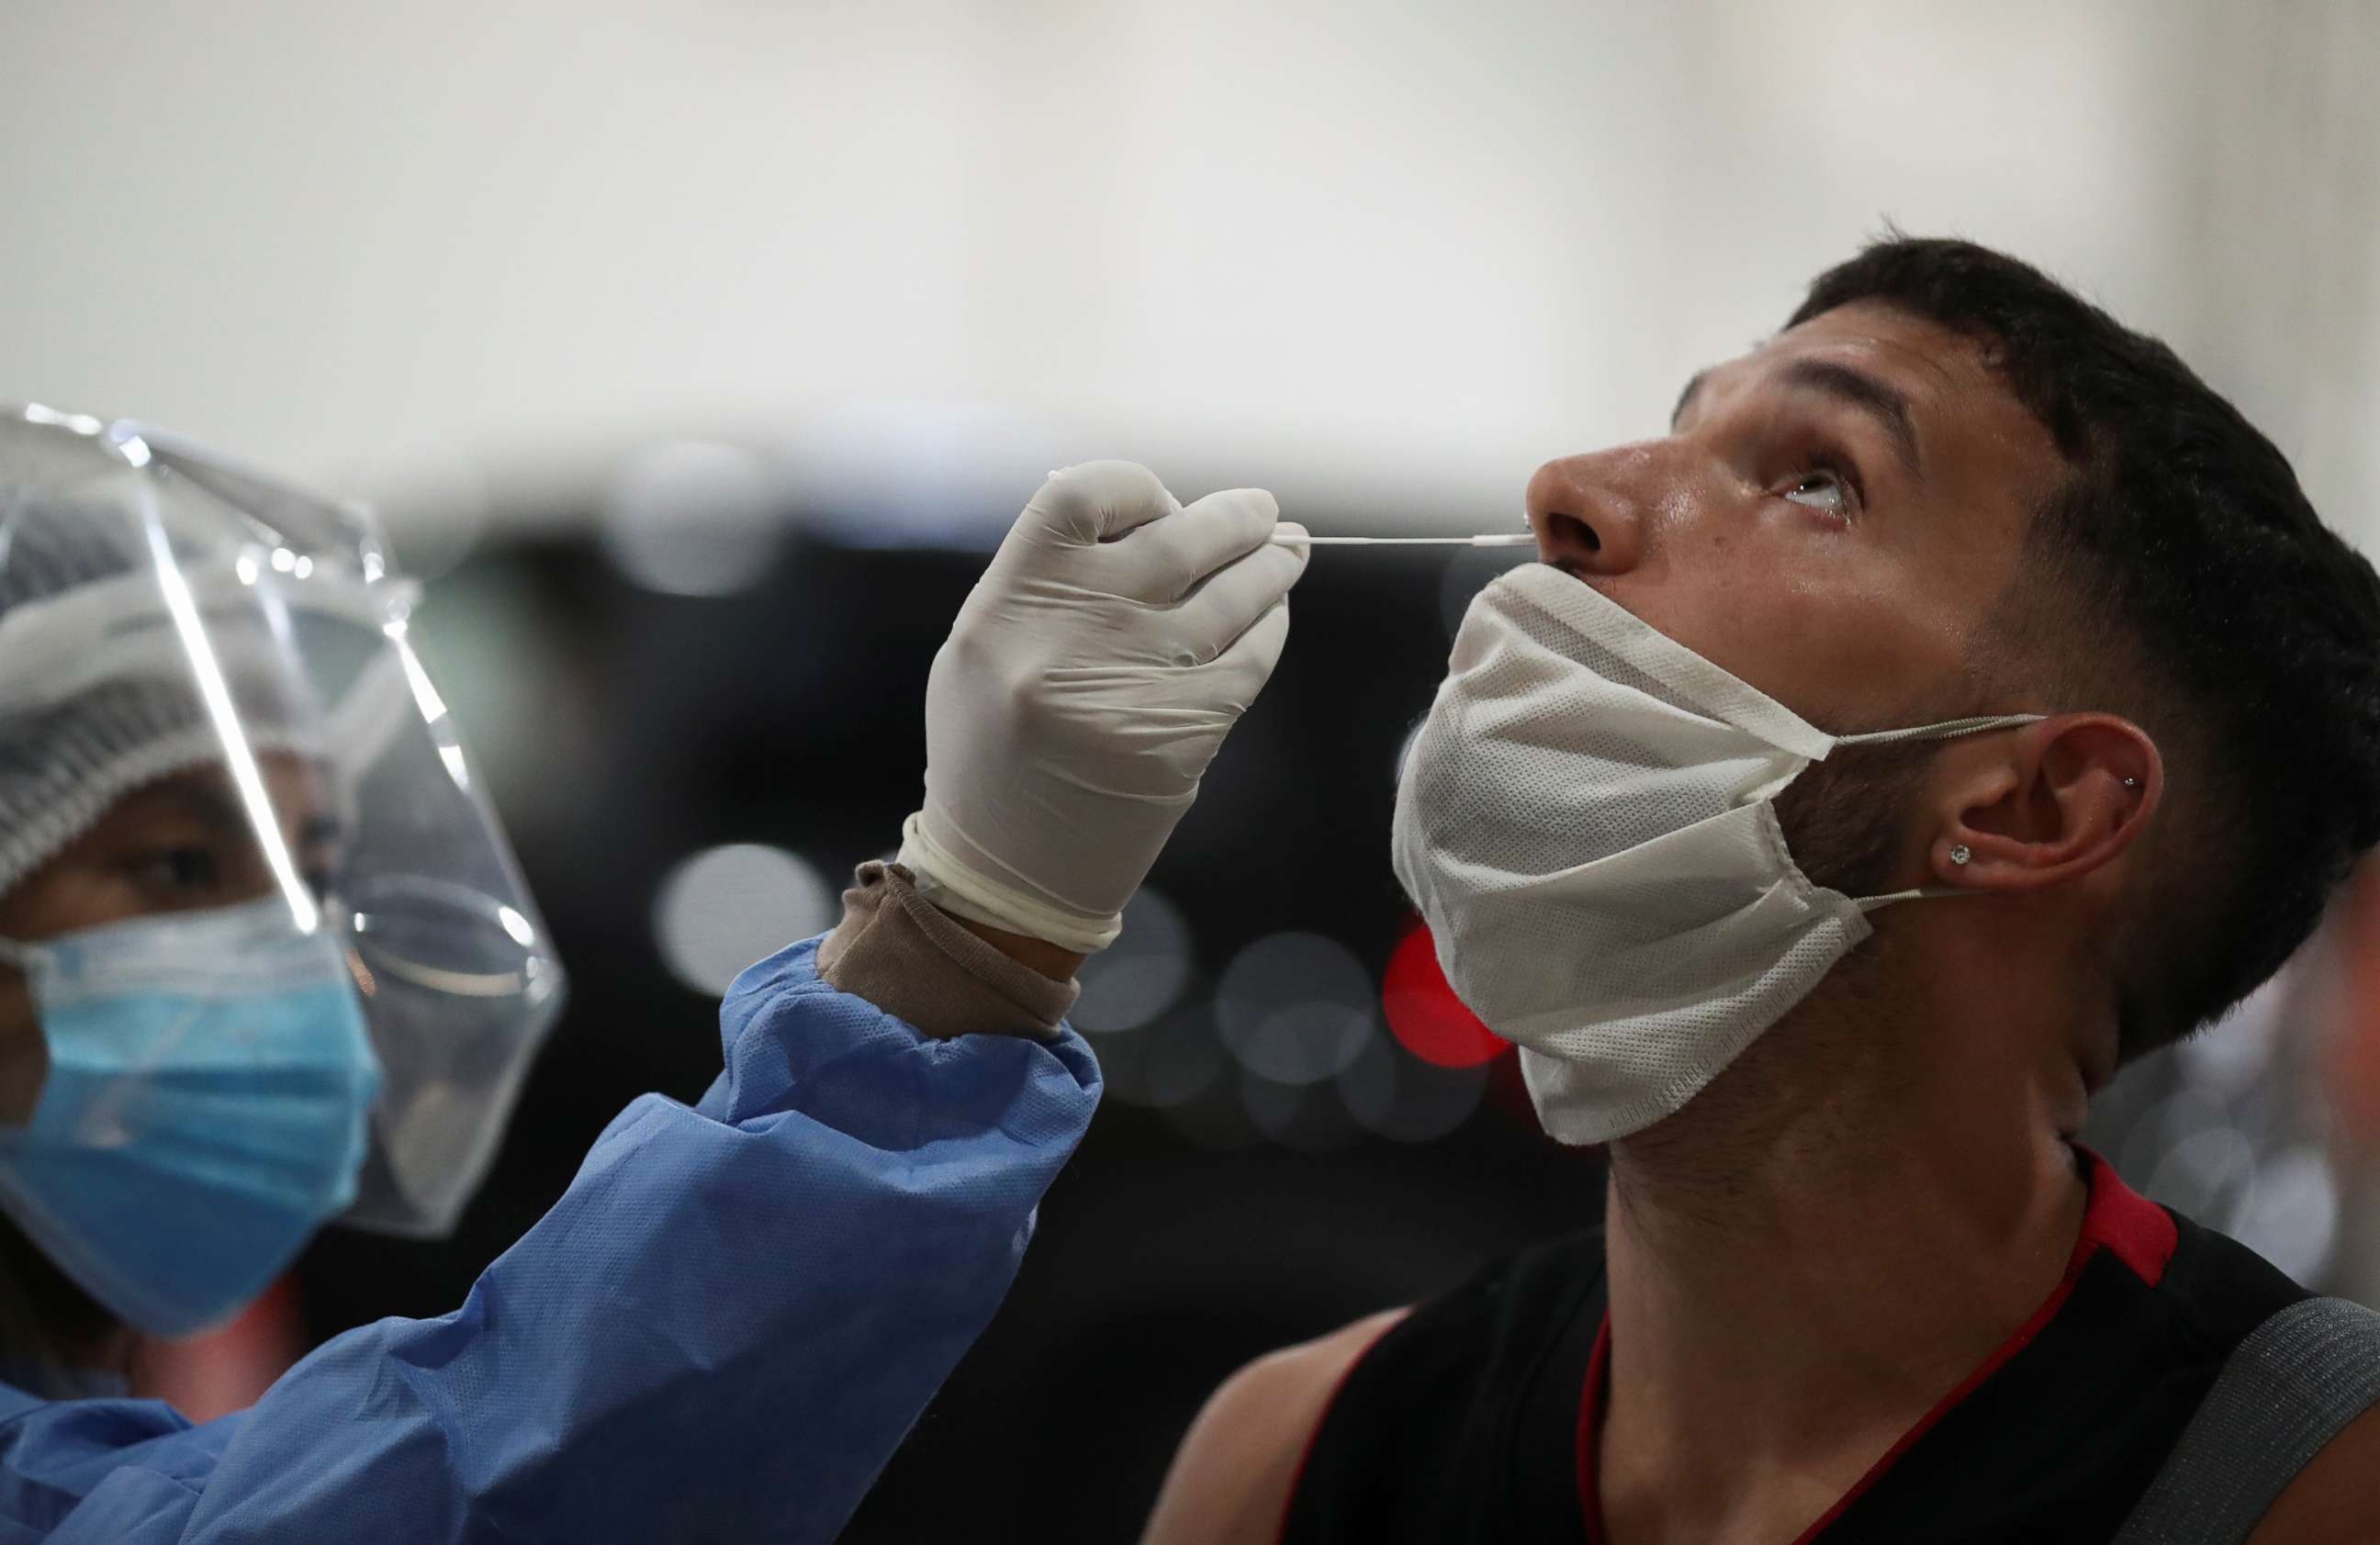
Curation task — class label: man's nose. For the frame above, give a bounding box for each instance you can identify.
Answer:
[1525,447,1658,575]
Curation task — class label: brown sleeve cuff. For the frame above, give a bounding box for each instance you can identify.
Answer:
[815,862,1079,1040]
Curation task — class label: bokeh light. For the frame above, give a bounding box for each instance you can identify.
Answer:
[1239,1067,1362,1153]
[652,843,836,996]
[1094,1001,1225,1112]
[1215,932,1374,1086]
[598,441,780,597]
[1158,1065,1265,1152]
[1072,889,1193,1035]
[2144,1124,2260,1226]
[2231,1146,2341,1284]
[2173,969,2288,1099]
[1337,1024,1490,1143]
[1381,922,1506,1069]
[342,434,491,582]
[2118,1088,2228,1192]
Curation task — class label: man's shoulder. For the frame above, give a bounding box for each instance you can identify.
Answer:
[1140,1229,1612,1545]
[1139,1308,1409,1545]
[2144,1202,2314,1355]
[2244,1401,2380,1544]
[2134,1214,2375,1541]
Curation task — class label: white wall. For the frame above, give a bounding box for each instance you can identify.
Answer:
[0,1,2371,543]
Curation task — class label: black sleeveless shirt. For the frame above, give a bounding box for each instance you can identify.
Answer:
[1279,1151,2307,1545]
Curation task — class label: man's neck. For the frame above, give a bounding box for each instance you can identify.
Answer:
[1593,956,2094,1545]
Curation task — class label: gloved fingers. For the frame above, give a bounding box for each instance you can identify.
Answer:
[1019,461,1180,546]
[1161,533,1308,664]
[1193,593,1294,703]
[1106,487,1281,603]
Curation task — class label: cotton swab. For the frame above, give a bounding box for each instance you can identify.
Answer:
[1267,531,1535,548]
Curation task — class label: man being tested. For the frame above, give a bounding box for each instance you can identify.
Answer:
[1136,238,2380,1540]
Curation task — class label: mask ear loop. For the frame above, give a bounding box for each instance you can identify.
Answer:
[1855,886,1966,911]
[1828,712,2050,912]
[1830,711,2047,747]
[1859,767,2141,914]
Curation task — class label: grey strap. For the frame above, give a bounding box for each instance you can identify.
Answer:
[2114,1295,2380,1544]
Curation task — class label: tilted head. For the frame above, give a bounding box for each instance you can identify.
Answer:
[1516,235,2380,1095]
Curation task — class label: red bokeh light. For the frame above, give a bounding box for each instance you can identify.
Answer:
[1381,919,1507,1069]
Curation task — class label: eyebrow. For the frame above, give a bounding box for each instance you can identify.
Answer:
[172,775,345,851]
[1669,369,1709,431]
[1669,358,1924,477]
[128,776,246,838]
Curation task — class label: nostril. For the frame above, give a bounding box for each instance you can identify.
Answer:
[1549,512,1600,554]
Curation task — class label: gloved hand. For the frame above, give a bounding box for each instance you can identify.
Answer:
[897,461,1309,953]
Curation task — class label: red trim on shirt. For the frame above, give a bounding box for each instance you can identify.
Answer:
[1575,1147,2176,1543]
[2075,1148,2178,1288]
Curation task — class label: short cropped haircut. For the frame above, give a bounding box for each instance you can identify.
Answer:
[1789,236,2380,1060]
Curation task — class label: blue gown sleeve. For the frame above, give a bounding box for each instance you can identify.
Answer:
[0,936,1101,1544]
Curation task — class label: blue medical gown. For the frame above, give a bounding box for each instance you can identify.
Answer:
[0,937,1101,1543]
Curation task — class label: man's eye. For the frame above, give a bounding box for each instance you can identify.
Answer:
[1781,467,1851,516]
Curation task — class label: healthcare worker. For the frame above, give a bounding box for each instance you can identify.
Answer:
[0,410,1302,1543]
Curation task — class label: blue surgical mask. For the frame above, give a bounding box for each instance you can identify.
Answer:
[0,897,383,1338]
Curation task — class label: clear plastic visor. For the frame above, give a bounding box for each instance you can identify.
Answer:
[0,407,566,1236]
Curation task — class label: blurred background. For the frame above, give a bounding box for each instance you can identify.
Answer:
[5,1,2379,1538]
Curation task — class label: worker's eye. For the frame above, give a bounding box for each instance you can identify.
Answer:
[129,845,224,894]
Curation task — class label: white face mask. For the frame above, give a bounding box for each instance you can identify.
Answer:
[1390,563,2040,1146]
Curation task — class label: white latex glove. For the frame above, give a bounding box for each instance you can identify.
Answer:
[897,461,1309,953]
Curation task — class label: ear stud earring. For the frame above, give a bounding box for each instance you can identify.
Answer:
[1949,845,1972,866]
[2124,777,2139,789]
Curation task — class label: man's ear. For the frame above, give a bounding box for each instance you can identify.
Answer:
[1927,714,2161,892]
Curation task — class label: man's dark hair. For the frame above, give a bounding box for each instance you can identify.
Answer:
[1787,235,2380,1062]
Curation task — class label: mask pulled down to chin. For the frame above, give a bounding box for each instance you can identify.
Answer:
[1391,563,2039,1145]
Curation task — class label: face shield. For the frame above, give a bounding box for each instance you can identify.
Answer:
[0,405,566,1241]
